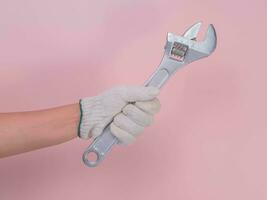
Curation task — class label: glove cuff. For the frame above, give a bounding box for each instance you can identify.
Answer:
[77,99,84,138]
[78,97,96,139]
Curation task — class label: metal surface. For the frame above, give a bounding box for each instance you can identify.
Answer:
[83,22,217,167]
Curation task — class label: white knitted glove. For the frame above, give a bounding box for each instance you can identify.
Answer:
[78,86,160,145]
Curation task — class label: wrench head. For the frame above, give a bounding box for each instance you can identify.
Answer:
[166,22,217,64]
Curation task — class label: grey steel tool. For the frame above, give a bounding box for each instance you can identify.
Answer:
[83,21,217,167]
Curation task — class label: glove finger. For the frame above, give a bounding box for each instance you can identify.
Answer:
[113,113,144,136]
[135,98,161,115]
[91,117,113,138]
[120,86,159,102]
[122,104,153,127]
[110,123,136,145]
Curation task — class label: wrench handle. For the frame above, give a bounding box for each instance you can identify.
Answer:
[83,68,170,167]
[83,124,118,167]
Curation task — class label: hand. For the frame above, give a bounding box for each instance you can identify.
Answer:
[78,86,161,145]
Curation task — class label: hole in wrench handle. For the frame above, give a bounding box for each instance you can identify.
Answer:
[83,125,118,167]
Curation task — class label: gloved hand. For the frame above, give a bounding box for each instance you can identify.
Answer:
[78,86,160,145]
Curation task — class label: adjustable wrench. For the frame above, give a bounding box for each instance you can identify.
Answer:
[83,21,217,167]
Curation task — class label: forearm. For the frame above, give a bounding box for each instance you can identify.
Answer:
[0,104,80,158]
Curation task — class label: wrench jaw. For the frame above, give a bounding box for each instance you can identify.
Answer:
[183,21,202,40]
[199,24,217,55]
[184,24,217,64]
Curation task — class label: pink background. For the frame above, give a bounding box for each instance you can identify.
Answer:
[0,0,267,199]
